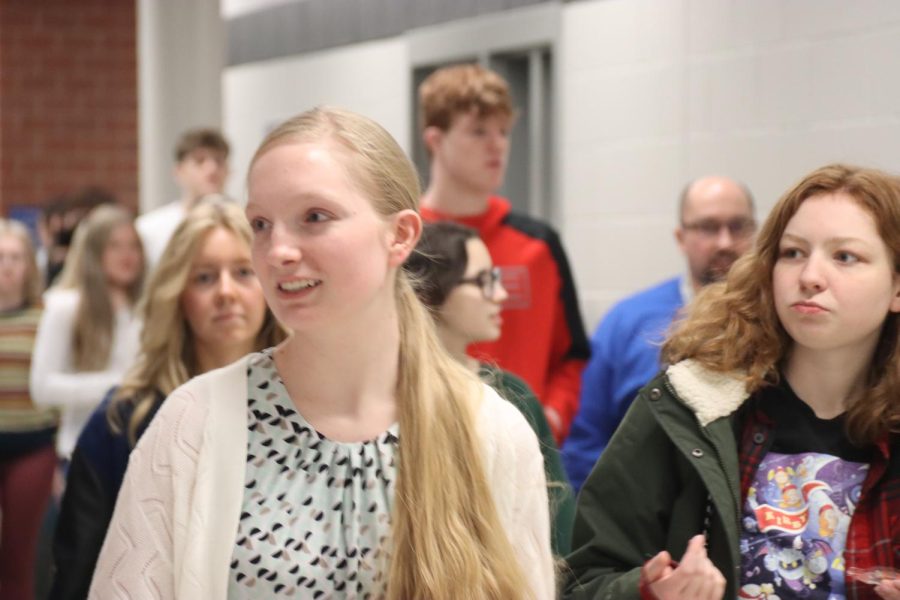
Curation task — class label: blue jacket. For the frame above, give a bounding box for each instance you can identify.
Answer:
[562,277,684,491]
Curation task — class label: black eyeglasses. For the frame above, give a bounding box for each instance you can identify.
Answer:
[458,267,502,299]
[682,218,756,239]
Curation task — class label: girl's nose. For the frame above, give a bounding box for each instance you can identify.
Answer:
[493,279,509,304]
[798,255,826,292]
[266,225,302,266]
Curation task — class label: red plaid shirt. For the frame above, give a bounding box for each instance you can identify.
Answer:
[738,406,900,600]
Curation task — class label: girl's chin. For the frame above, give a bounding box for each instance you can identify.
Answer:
[475,330,501,343]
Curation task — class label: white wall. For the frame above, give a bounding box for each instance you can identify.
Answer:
[222,38,411,203]
[221,0,297,19]
[221,0,900,334]
[560,0,900,331]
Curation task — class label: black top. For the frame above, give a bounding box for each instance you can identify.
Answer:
[756,376,870,462]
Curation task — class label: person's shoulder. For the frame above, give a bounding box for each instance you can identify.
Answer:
[136,201,181,229]
[602,277,682,322]
[662,358,750,425]
[502,209,559,243]
[477,383,539,446]
[81,393,116,437]
[76,390,133,460]
[170,353,253,402]
[136,376,215,455]
[485,365,531,395]
[622,276,681,304]
[42,287,80,312]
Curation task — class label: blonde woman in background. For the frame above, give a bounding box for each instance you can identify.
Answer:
[0,219,58,600]
[30,203,144,460]
[51,198,284,600]
[90,107,554,599]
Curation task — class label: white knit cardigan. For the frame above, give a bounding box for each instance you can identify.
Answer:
[89,355,556,599]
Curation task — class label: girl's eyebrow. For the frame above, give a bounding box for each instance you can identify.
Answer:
[781,232,868,246]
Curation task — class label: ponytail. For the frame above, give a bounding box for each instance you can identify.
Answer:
[388,275,530,599]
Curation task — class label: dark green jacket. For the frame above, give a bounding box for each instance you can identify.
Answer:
[563,359,752,599]
[480,364,576,556]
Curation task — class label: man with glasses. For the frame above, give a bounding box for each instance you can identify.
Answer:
[562,176,755,491]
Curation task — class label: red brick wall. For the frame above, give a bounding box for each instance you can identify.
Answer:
[0,0,138,215]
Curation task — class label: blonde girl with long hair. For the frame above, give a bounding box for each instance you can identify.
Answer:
[90,107,554,600]
[50,198,284,600]
[0,219,58,600]
[30,203,144,460]
[565,164,900,600]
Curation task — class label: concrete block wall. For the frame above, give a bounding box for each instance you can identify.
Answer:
[0,0,138,214]
[223,38,411,203]
[560,0,900,332]
[221,0,900,334]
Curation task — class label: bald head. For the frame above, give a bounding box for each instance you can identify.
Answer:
[679,176,754,222]
[676,176,756,292]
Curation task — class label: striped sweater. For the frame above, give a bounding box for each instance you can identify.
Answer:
[0,306,58,432]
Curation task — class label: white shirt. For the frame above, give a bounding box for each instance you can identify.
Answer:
[135,201,186,271]
[29,288,142,457]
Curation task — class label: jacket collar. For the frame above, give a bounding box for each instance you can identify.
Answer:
[419,196,511,238]
[666,359,751,426]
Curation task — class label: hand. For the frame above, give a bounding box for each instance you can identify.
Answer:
[876,577,900,599]
[643,535,726,600]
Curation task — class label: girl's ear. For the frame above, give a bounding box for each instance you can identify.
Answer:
[891,274,900,313]
[387,209,422,267]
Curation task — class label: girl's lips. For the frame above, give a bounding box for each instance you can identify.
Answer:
[792,301,827,314]
[213,311,243,322]
[274,279,322,301]
[277,279,321,292]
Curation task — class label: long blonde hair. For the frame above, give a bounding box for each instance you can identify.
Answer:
[664,164,900,444]
[0,218,42,308]
[55,204,144,371]
[110,198,285,444]
[250,107,530,600]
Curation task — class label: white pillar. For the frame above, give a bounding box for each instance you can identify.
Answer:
[137,0,224,213]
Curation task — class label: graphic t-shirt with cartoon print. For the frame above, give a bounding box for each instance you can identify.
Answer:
[739,380,870,600]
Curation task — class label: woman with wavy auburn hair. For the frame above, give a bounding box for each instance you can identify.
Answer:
[565,164,900,600]
[52,198,284,599]
[90,107,553,600]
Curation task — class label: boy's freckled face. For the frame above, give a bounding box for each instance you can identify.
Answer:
[431,110,511,195]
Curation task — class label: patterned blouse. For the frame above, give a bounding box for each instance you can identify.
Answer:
[228,350,398,600]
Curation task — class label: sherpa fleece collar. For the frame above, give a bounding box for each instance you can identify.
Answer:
[666,359,751,427]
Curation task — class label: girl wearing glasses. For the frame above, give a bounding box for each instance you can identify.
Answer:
[90,107,554,599]
[405,220,576,555]
[564,164,900,600]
